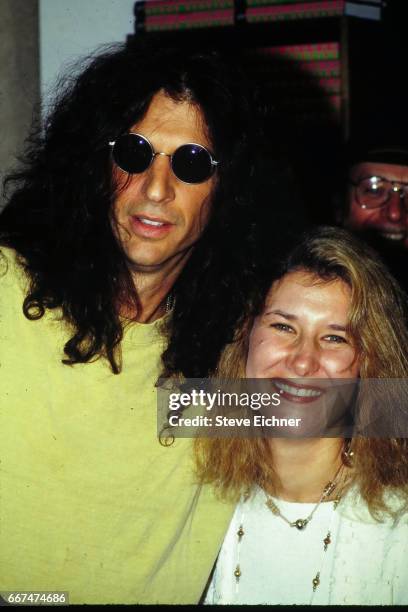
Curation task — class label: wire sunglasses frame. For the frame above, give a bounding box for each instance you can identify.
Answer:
[108,132,219,185]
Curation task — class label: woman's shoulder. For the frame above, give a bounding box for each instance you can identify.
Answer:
[339,485,408,527]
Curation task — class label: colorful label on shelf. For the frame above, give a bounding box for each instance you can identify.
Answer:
[247,1,345,21]
[246,41,342,118]
[145,0,233,16]
[255,42,340,61]
[247,0,338,5]
[145,8,234,30]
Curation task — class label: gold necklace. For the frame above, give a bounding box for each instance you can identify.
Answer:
[264,463,344,531]
[165,293,174,313]
[233,467,346,598]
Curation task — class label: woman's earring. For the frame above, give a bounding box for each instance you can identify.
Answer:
[342,439,354,467]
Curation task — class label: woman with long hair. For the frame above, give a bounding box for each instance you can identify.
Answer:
[197,226,408,605]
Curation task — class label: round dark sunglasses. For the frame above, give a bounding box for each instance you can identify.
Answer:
[109,133,219,184]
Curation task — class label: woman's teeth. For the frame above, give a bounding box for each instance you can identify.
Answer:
[275,381,322,397]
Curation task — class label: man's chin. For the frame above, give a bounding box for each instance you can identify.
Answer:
[378,230,407,244]
[353,226,407,251]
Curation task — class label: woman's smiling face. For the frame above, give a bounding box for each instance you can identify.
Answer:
[246,270,360,389]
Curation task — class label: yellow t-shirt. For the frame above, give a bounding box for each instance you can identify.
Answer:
[0,247,233,604]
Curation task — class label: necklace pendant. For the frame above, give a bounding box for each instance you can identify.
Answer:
[234,565,241,581]
[312,572,320,591]
[293,518,308,530]
[323,531,331,551]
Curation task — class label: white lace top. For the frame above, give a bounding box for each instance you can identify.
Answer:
[205,486,408,605]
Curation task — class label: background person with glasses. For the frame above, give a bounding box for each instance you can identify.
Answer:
[336,113,408,292]
[346,147,408,248]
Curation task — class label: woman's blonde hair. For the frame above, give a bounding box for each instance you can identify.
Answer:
[195,227,408,518]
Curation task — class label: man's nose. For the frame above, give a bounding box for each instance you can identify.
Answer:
[385,189,406,223]
[142,154,175,204]
[286,339,320,377]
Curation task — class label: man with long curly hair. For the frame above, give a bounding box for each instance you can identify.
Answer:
[0,41,257,604]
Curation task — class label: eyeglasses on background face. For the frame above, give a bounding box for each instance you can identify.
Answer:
[350,175,408,210]
[109,133,219,185]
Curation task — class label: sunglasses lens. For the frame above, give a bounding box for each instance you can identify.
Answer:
[112,134,152,174]
[172,144,214,184]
